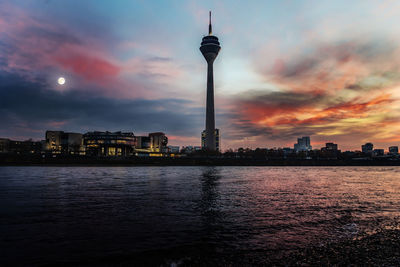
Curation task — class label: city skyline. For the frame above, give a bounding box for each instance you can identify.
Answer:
[1,1,400,151]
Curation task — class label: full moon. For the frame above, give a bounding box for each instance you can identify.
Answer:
[58,77,66,85]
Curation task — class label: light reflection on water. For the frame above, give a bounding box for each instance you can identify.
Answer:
[1,166,400,265]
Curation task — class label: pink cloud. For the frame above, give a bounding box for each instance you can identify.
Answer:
[54,51,121,83]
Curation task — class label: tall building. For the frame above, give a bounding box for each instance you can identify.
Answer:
[294,136,312,152]
[361,143,373,154]
[200,11,221,151]
[201,128,220,151]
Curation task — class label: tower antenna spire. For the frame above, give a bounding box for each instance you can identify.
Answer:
[208,11,212,35]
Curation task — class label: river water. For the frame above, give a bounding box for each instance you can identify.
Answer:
[1,166,400,265]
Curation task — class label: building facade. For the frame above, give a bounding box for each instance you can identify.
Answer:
[45,131,84,155]
[294,136,312,152]
[0,138,42,154]
[201,128,220,151]
[83,131,135,157]
[149,132,168,152]
[361,143,374,154]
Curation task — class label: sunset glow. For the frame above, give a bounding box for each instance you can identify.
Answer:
[1,1,400,151]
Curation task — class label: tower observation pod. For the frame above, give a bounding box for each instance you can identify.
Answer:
[200,11,221,151]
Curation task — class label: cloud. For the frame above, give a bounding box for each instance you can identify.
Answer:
[0,72,204,143]
[54,51,121,83]
[254,38,400,95]
[229,85,400,149]
[0,3,122,88]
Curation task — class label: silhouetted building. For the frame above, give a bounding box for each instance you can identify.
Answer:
[294,136,312,152]
[45,131,84,155]
[373,149,384,157]
[361,143,373,154]
[282,147,294,155]
[201,128,220,151]
[389,146,399,155]
[200,11,221,151]
[0,138,42,154]
[320,142,340,159]
[149,132,168,152]
[83,131,135,157]
[0,138,10,153]
[324,143,338,151]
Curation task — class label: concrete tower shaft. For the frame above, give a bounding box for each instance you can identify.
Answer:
[200,11,221,151]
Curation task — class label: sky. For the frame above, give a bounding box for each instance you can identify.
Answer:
[1,0,400,151]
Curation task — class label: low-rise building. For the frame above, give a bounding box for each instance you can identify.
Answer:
[135,136,150,150]
[84,131,135,157]
[372,149,385,157]
[324,143,338,151]
[45,131,84,155]
[149,132,168,152]
[0,138,10,153]
[168,146,180,153]
[389,146,399,155]
[0,138,42,154]
[362,143,374,154]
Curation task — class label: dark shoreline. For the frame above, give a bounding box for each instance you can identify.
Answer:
[1,154,400,166]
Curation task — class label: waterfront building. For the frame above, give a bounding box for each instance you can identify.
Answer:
[0,138,42,154]
[168,146,180,153]
[282,147,294,155]
[372,149,384,157]
[361,143,373,154]
[294,136,312,152]
[149,132,168,152]
[201,128,220,151]
[324,143,338,151]
[45,131,84,155]
[320,142,340,159]
[200,11,221,151]
[135,136,150,150]
[0,138,9,153]
[389,146,398,155]
[83,131,135,157]
[45,131,63,152]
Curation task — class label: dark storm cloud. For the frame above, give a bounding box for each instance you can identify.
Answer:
[0,72,203,140]
[229,89,337,141]
[241,90,327,107]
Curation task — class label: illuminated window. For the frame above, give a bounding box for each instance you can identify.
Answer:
[108,147,116,156]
